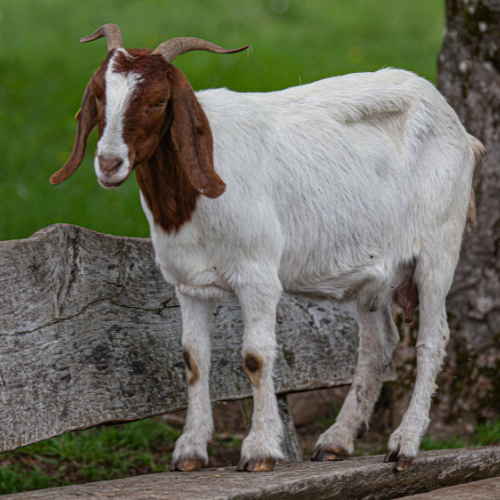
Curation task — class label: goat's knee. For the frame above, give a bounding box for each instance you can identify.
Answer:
[243,352,264,389]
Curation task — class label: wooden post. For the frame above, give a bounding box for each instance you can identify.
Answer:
[277,394,303,462]
[239,398,254,430]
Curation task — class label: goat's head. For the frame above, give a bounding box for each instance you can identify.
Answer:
[50,24,248,198]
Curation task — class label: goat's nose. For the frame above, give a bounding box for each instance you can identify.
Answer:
[99,155,123,174]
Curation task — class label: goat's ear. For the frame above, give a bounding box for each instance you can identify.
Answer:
[50,81,98,185]
[166,66,226,198]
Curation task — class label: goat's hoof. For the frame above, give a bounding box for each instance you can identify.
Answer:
[384,448,399,463]
[384,448,413,471]
[395,456,413,471]
[236,457,276,472]
[170,455,204,472]
[311,446,349,461]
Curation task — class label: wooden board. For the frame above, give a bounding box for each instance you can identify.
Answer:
[5,447,500,500]
[399,476,500,500]
[0,224,390,453]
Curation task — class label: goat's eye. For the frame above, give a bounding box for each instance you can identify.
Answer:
[156,101,166,107]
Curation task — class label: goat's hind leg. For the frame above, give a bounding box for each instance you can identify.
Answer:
[312,303,399,461]
[171,291,214,472]
[385,273,451,471]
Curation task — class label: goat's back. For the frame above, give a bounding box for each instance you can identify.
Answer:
[161,69,475,299]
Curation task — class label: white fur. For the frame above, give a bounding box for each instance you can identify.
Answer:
[95,49,142,187]
[172,292,214,464]
[133,68,477,464]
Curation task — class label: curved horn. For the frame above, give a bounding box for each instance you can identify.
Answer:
[80,24,123,51]
[152,37,249,64]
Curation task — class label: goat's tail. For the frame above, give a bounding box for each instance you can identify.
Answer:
[466,134,485,232]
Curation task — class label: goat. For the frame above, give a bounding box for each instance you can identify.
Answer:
[51,24,483,473]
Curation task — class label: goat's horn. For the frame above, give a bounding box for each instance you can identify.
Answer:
[80,24,124,51]
[152,38,249,64]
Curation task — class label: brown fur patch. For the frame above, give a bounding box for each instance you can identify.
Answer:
[53,48,226,235]
[50,51,112,184]
[136,130,200,232]
[182,349,200,385]
[245,357,259,372]
[394,260,419,323]
[467,191,476,232]
[135,64,226,232]
[466,135,484,232]
[243,353,264,389]
[165,66,226,199]
[50,81,98,185]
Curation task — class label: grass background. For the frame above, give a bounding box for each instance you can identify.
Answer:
[0,0,444,242]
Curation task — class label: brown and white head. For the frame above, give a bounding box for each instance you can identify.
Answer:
[50,24,248,198]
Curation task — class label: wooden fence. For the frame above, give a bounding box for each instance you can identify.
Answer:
[0,223,383,454]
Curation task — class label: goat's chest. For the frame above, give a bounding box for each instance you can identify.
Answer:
[141,194,235,299]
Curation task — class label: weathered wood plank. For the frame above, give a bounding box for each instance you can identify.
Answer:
[0,224,391,453]
[399,476,500,500]
[6,447,500,500]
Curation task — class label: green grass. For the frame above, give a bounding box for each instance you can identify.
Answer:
[0,0,444,241]
[0,415,245,495]
[422,420,500,451]
[0,418,182,495]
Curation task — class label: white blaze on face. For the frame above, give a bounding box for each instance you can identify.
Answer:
[95,49,142,186]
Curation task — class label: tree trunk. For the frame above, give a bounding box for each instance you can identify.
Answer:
[436,0,500,422]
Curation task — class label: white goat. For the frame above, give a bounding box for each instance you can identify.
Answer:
[51,24,483,473]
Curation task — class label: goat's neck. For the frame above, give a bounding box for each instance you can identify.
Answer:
[135,138,199,233]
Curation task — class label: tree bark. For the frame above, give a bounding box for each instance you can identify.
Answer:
[434,0,500,422]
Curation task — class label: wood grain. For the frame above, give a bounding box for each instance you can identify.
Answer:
[399,476,500,500]
[6,447,500,500]
[0,224,392,453]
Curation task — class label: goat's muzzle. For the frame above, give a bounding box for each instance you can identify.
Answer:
[99,155,123,175]
[97,154,129,189]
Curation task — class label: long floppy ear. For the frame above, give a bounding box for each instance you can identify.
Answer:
[50,81,98,185]
[166,66,226,198]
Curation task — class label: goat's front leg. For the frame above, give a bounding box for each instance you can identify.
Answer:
[236,279,284,472]
[171,291,214,472]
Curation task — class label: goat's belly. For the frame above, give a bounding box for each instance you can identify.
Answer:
[158,262,236,300]
[282,280,365,302]
[280,264,389,302]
